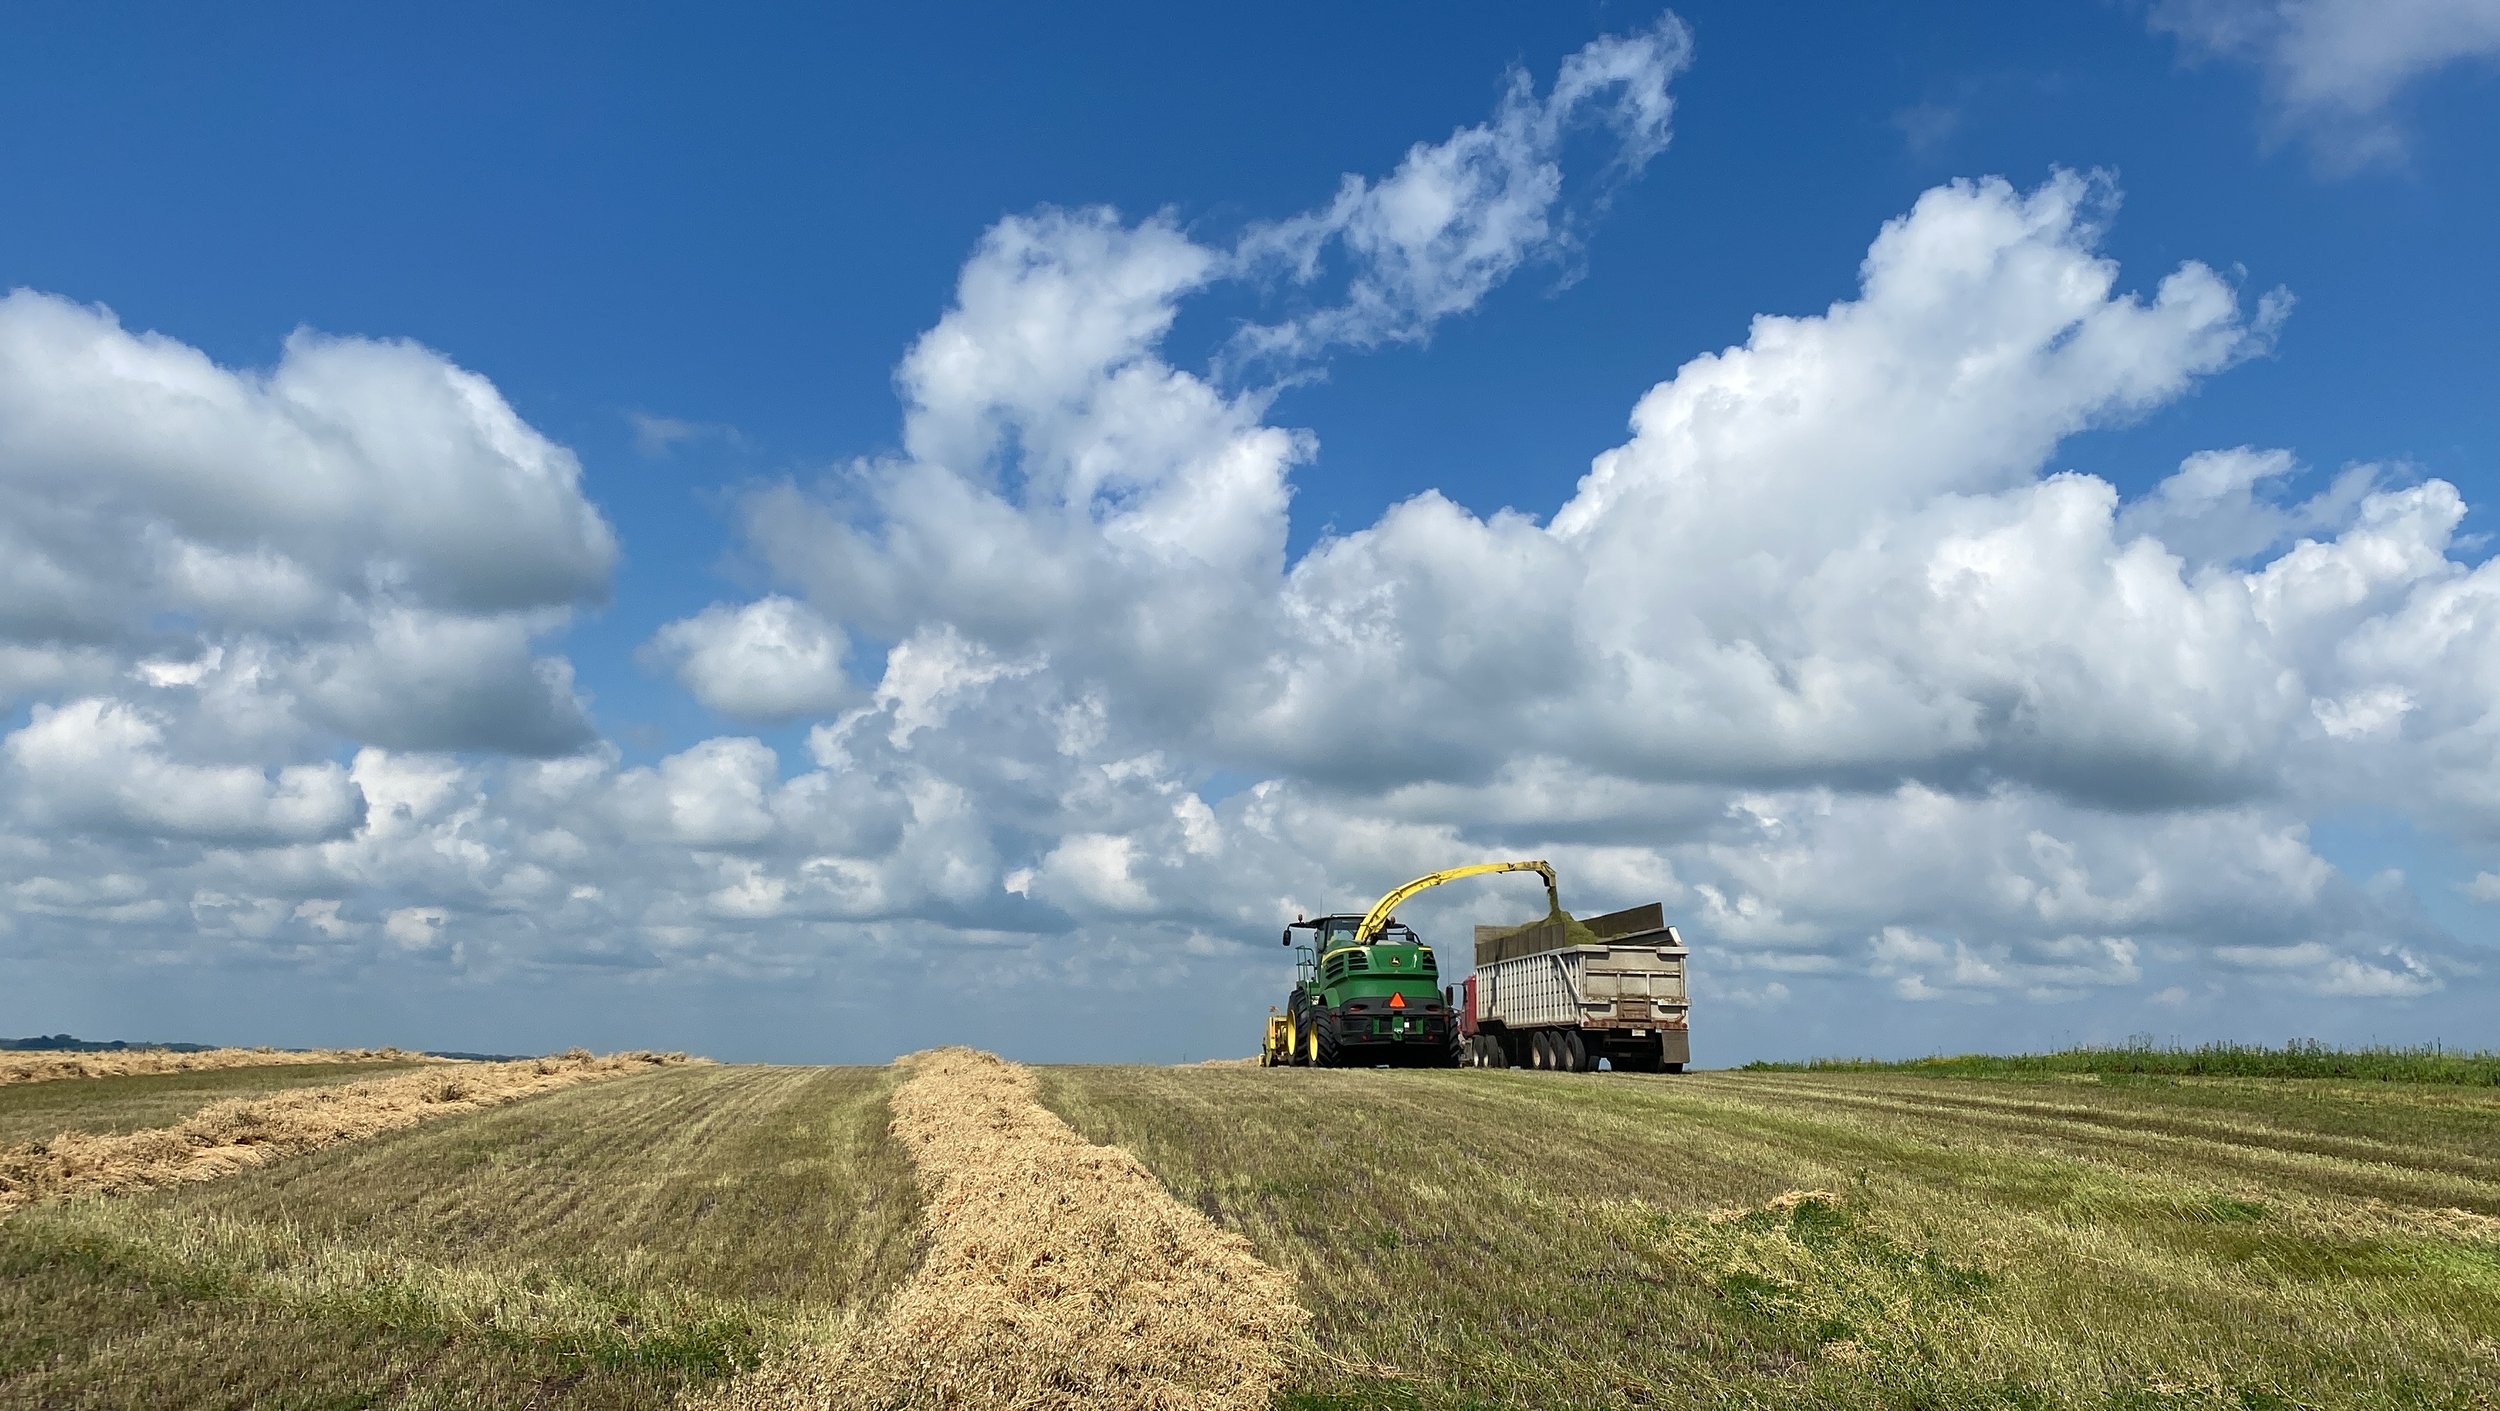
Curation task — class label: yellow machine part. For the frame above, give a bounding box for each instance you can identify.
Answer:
[1354,859,1558,943]
[1261,1011,1292,1066]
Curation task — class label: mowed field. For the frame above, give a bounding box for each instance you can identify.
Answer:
[1044,1067,2500,1409]
[0,1062,433,1147]
[4,1059,2497,1409]
[2,1065,921,1409]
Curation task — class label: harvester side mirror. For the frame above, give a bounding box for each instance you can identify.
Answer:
[1281,929,1292,946]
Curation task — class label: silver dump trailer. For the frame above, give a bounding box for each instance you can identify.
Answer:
[1457,902,1689,1072]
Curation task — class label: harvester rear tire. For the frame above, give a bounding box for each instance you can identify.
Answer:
[1314,1011,1342,1069]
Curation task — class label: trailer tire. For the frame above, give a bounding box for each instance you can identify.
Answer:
[1561,1030,1589,1072]
[1529,1031,1553,1070]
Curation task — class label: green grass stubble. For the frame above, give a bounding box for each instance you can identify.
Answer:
[1749,1042,2500,1085]
[1040,1066,2500,1410]
[0,1064,925,1410]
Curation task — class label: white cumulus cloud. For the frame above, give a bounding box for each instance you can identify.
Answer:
[645,597,852,722]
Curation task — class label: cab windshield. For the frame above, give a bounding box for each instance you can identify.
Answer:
[1318,919,1419,949]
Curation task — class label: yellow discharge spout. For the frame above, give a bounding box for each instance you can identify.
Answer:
[1355,860,1559,943]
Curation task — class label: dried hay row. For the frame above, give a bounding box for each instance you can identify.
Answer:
[0,1050,695,1218]
[0,1046,438,1086]
[696,1046,1308,1411]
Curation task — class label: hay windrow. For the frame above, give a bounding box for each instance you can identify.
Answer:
[0,1046,437,1087]
[0,1050,694,1217]
[698,1046,1307,1411]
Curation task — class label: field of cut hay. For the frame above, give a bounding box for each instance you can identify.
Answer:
[0,1050,693,1217]
[0,1045,428,1086]
[702,1047,1303,1411]
[0,1060,434,1146]
[1041,1065,2500,1410]
[9,1053,2497,1410]
[1,1064,922,1408]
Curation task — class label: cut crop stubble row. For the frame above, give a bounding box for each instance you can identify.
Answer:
[0,1049,694,1217]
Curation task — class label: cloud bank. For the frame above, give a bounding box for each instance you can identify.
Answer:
[2,16,2492,1056]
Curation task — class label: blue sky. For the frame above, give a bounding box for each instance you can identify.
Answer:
[2,2,2496,1061]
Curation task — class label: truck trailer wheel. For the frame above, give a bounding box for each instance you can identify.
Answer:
[1528,1031,1552,1070]
[1561,1030,1589,1072]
